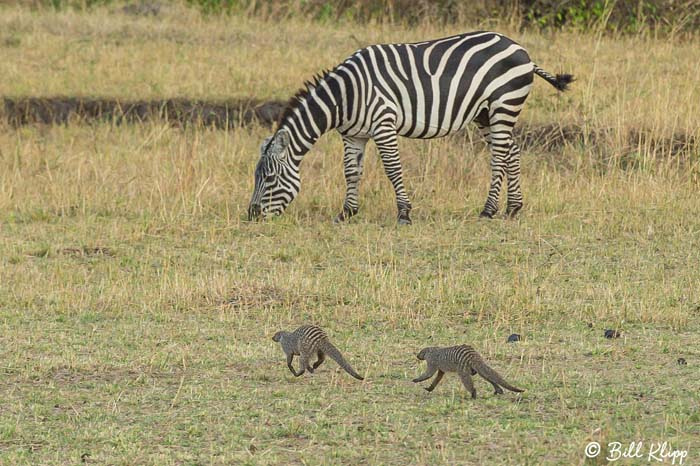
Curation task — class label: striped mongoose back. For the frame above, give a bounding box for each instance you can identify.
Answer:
[272,325,364,380]
[413,345,523,398]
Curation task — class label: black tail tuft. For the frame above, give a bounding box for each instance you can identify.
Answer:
[534,65,575,92]
[552,73,575,91]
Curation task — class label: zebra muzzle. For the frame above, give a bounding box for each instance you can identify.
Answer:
[248,203,262,221]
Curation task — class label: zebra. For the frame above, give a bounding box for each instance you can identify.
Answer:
[248,31,573,224]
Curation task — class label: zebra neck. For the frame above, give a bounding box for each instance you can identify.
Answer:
[278,82,340,167]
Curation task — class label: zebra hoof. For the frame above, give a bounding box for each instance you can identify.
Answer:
[334,207,357,224]
[398,214,412,225]
[479,210,495,219]
[506,205,522,218]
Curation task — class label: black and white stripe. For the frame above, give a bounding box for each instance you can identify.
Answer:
[248,31,573,223]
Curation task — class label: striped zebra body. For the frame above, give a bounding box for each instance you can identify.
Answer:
[248,31,573,223]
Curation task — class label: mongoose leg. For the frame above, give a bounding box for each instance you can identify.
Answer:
[299,354,312,374]
[286,353,295,375]
[286,354,303,377]
[412,364,437,383]
[424,370,445,392]
[312,351,325,370]
[460,371,477,398]
[491,382,504,395]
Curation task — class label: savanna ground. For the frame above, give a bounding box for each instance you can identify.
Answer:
[1,3,699,464]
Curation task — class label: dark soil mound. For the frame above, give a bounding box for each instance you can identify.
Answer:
[2,97,286,129]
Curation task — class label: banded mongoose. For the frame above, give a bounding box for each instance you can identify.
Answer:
[413,345,523,398]
[272,325,364,380]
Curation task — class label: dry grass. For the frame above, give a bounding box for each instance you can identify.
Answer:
[0,3,699,464]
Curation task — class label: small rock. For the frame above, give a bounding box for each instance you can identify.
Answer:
[677,358,687,366]
[587,322,594,329]
[604,329,620,339]
[507,333,521,343]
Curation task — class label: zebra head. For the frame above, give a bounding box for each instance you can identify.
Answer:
[248,130,300,220]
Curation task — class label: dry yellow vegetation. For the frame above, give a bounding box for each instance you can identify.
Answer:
[0,3,698,464]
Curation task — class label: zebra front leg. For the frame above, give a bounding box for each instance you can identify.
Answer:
[480,136,511,219]
[334,136,369,223]
[373,128,412,225]
[505,142,523,217]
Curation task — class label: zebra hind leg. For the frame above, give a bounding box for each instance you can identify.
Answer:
[505,142,523,217]
[374,126,412,225]
[474,117,504,219]
[478,109,517,219]
[334,136,369,223]
[480,151,506,219]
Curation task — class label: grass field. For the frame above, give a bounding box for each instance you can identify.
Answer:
[1,3,699,464]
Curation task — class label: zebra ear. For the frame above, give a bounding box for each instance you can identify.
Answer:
[268,130,291,159]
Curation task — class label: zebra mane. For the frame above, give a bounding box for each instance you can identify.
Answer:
[277,69,333,129]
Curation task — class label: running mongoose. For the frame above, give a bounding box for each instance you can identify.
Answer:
[272,325,364,380]
[413,345,523,398]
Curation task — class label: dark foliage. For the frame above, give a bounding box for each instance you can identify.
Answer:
[15,1,700,34]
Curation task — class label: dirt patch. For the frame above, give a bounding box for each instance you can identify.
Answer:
[221,283,332,310]
[224,283,292,310]
[59,246,115,257]
[3,97,696,158]
[47,365,183,386]
[121,0,162,17]
[3,96,286,129]
[514,123,698,158]
[50,366,140,385]
[26,246,115,258]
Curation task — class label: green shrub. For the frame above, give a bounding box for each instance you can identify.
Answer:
[11,0,700,33]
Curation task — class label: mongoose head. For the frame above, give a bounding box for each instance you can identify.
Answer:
[416,347,437,360]
[272,331,285,342]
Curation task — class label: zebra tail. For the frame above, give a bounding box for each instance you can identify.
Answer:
[471,355,524,393]
[533,64,575,92]
[319,341,364,380]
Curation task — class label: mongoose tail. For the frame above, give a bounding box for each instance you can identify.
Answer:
[319,341,364,380]
[469,352,524,393]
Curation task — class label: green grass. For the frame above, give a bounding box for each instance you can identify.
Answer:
[1,3,699,465]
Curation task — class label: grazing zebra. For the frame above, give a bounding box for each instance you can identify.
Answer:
[248,31,573,224]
